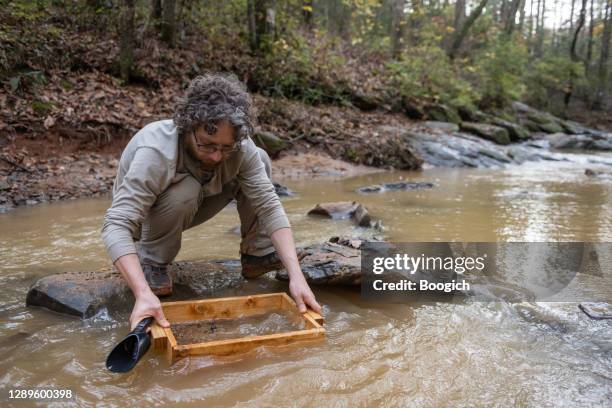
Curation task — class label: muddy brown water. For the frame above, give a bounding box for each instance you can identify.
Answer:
[0,157,611,406]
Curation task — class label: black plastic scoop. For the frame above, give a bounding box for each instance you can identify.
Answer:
[106,317,154,373]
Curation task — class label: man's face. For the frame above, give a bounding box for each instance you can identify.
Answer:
[186,120,237,169]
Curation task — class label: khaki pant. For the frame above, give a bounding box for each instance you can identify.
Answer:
[137,148,275,265]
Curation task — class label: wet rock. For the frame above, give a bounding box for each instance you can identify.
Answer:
[579,302,612,320]
[26,243,368,318]
[276,241,362,285]
[460,122,511,145]
[356,181,435,194]
[273,182,295,197]
[422,121,459,133]
[548,133,612,151]
[26,260,244,318]
[404,130,518,168]
[308,201,360,220]
[0,180,10,190]
[353,204,371,227]
[490,118,531,141]
[308,201,382,229]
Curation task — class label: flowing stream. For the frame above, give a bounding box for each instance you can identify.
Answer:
[0,157,611,407]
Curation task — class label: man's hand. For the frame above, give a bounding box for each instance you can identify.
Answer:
[130,290,170,331]
[289,276,322,314]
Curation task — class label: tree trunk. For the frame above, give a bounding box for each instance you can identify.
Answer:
[453,0,466,32]
[594,1,611,110]
[161,0,176,47]
[302,0,313,30]
[247,0,257,51]
[518,0,526,34]
[249,0,275,53]
[118,0,135,82]
[448,0,489,60]
[150,0,162,29]
[391,0,406,58]
[535,0,545,57]
[504,0,522,35]
[570,0,576,30]
[585,0,595,74]
[564,0,588,112]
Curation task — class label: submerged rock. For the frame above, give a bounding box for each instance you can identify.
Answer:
[273,182,295,197]
[356,181,435,194]
[308,201,382,229]
[579,302,612,320]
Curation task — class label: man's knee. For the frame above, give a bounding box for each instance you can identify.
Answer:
[149,176,201,227]
[256,147,272,180]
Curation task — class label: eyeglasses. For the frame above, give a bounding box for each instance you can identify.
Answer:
[192,131,240,155]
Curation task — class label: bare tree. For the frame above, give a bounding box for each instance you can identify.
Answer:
[594,0,611,109]
[302,0,313,30]
[161,0,176,47]
[448,0,489,60]
[504,0,522,35]
[119,0,135,82]
[150,0,162,29]
[391,0,406,57]
[564,0,588,111]
[248,0,276,53]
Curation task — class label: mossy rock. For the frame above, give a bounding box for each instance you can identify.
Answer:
[253,130,287,158]
[460,122,511,145]
[491,118,531,141]
[425,104,461,124]
[538,121,565,134]
[527,112,553,125]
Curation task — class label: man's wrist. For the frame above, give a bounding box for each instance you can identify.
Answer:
[134,285,154,299]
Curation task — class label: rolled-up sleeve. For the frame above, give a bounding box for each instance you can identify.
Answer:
[237,146,290,236]
[101,147,169,262]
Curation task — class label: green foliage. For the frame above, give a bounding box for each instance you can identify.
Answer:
[471,39,528,108]
[524,55,587,111]
[385,45,477,109]
[31,100,53,117]
[255,33,350,105]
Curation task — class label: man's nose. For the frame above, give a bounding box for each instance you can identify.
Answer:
[210,150,223,162]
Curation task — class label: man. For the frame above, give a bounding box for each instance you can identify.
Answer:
[102,74,321,330]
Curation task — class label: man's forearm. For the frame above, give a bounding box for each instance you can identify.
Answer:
[114,253,152,297]
[270,227,305,281]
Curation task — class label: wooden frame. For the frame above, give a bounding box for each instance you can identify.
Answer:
[150,293,325,364]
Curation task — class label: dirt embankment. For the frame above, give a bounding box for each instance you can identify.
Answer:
[0,133,381,213]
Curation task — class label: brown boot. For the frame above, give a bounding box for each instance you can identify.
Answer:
[142,263,172,297]
[241,249,308,279]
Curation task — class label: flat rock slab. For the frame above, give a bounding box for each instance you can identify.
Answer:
[579,302,612,320]
[356,181,434,194]
[276,241,361,285]
[26,241,363,319]
[26,260,244,319]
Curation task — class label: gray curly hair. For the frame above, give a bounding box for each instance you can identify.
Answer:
[173,73,255,143]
